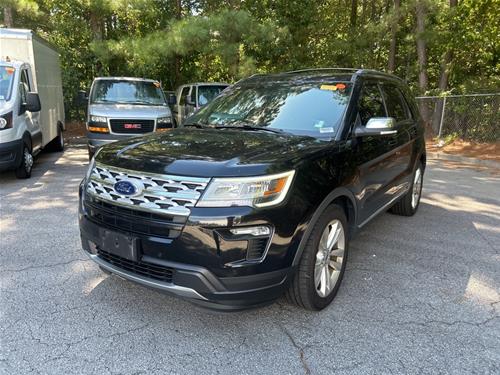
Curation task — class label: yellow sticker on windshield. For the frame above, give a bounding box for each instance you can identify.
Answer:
[320,85,338,91]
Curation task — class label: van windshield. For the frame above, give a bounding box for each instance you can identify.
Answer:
[198,85,227,106]
[0,66,16,101]
[185,81,352,137]
[90,80,167,106]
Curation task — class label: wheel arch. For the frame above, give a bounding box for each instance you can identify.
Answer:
[292,187,358,267]
[22,131,32,151]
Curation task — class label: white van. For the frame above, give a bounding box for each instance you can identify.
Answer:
[0,29,65,178]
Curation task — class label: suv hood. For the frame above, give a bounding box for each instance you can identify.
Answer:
[89,103,171,119]
[96,128,332,177]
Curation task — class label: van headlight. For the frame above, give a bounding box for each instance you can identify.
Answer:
[90,115,107,123]
[157,116,171,124]
[197,170,295,208]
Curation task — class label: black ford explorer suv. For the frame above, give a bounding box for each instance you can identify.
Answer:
[79,68,425,311]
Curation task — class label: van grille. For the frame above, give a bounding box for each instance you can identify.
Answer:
[110,119,155,134]
[86,163,210,218]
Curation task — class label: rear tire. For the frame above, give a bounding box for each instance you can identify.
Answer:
[286,204,349,311]
[390,162,423,216]
[15,144,33,179]
[50,125,65,152]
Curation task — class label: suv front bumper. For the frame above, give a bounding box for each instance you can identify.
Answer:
[80,216,293,310]
[78,182,299,310]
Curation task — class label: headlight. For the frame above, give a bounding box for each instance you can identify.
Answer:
[197,170,295,208]
[157,116,171,124]
[90,115,107,123]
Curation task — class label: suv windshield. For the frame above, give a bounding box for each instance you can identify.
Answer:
[186,81,352,136]
[90,80,166,106]
[198,85,227,106]
[0,66,16,101]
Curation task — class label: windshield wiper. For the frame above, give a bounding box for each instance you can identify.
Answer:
[184,122,210,128]
[215,124,285,135]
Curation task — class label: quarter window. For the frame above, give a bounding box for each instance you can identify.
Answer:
[358,83,386,125]
[382,85,410,122]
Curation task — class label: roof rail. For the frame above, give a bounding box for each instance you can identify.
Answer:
[353,69,403,81]
[283,67,359,74]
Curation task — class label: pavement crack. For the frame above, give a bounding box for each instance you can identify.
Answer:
[276,322,311,375]
[2,258,89,273]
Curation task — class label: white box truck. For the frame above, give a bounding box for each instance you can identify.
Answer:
[0,28,65,178]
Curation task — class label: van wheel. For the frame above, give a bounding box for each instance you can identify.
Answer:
[390,162,423,216]
[50,125,65,152]
[286,204,348,310]
[15,144,33,179]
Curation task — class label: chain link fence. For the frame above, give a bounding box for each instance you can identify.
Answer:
[415,93,500,142]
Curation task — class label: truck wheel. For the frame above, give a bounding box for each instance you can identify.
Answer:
[286,204,348,310]
[50,125,65,152]
[390,161,423,216]
[15,144,34,179]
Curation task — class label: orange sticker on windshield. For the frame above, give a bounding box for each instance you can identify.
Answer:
[5,67,15,75]
[320,85,338,91]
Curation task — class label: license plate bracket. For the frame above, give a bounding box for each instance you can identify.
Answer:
[100,229,139,262]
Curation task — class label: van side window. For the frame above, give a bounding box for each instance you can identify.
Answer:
[358,83,386,125]
[179,86,190,105]
[381,85,410,122]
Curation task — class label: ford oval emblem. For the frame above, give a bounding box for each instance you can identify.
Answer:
[114,180,141,197]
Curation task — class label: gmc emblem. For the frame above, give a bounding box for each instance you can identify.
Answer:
[124,123,142,129]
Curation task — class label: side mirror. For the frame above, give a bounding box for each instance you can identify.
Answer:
[167,93,176,106]
[354,117,397,137]
[185,95,195,106]
[25,92,41,112]
[77,90,89,106]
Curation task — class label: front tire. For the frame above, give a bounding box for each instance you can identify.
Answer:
[390,161,423,216]
[286,204,348,311]
[15,144,33,179]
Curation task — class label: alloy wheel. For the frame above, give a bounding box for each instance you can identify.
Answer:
[314,219,345,298]
[411,167,422,209]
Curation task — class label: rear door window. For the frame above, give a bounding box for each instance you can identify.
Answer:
[358,83,386,125]
[381,85,410,122]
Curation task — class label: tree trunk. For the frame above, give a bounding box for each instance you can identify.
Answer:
[388,0,401,72]
[3,6,13,27]
[174,0,182,87]
[415,0,428,93]
[431,0,458,136]
[350,0,358,28]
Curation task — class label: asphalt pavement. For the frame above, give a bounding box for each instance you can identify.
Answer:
[1,145,499,374]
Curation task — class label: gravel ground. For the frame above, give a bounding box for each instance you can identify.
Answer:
[1,145,499,375]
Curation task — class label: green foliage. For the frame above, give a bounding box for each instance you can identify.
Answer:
[2,0,499,121]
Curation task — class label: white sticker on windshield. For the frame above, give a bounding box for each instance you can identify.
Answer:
[319,127,334,133]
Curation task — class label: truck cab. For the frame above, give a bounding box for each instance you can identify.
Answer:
[172,82,229,126]
[0,29,65,179]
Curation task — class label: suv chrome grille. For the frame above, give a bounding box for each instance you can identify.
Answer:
[86,163,210,217]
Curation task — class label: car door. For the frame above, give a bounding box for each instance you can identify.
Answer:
[351,80,402,225]
[19,68,42,151]
[178,86,190,124]
[185,85,197,118]
[379,83,413,189]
